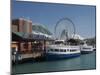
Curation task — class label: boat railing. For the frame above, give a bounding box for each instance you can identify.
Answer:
[47,44,80,48]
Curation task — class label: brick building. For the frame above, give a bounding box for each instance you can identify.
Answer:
[12,18,53,55]
[12,18,33,54]
[12,18,32,33]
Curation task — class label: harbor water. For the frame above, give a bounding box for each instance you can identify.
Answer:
[12,51,96,74]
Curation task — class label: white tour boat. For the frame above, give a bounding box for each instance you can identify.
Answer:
[80,43,93,54]
[46,40,81,60]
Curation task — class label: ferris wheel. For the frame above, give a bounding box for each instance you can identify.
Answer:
[54,17,76,41]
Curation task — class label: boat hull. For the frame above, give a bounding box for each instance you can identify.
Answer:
[81,51,93,54]
[45,53,80,60]
[80,48,93,54]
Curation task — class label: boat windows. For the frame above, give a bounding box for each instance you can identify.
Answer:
[70,49,77,52]
[55,49,59,52]
[49,49,59,52]
[59,49,66,52]
[59,49,63,52]
[83,48,91,49]
[50,49,53,51]
[67,49,69,51]
[64,49,66,52]
[49,49,68,52]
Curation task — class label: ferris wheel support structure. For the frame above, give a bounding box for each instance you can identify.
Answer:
[54,17,76,41]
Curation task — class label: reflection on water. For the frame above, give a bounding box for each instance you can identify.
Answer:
[12,52,96,74]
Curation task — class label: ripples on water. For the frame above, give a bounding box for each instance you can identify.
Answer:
[12,51,96,74]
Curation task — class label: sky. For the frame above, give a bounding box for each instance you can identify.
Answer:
[12,0,96,39]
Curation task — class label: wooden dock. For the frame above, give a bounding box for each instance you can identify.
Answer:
[12,51,45,63]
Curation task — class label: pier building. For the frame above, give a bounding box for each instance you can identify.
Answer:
[11,18,53,62]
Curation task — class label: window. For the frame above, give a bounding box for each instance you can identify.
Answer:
[12,47,16,55]
[23,43,28,49]
[67,49,69,51]
[12,47,16,51]
[70,49,77,52]
[83,48,91,49]
[55,49,59,52]
[50,49,53,51]
[60,49,63,52]
[64,49,66,52]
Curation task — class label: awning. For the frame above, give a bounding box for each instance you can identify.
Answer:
[12,32,54,41]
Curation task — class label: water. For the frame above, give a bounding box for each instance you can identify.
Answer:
[12,51,96,74]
